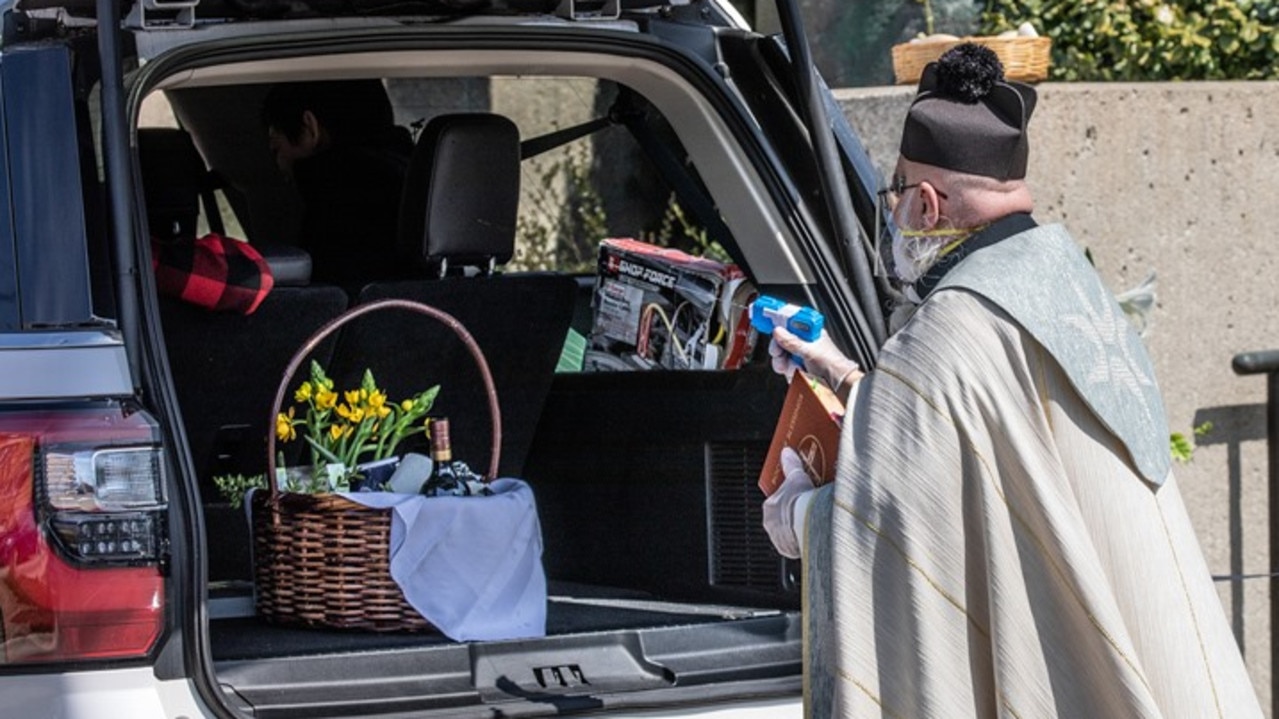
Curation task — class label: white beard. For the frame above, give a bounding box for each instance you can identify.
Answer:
[891,232,950,283]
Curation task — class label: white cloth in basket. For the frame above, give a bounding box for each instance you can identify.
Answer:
[340,478,547,642]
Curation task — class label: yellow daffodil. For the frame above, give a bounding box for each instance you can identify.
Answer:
[276,409,296,442]
[336,403,365,423]
[284,360,438,483]
[316,386,338,410]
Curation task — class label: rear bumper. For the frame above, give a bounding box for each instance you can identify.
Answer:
[0,666,211,718]
[603,697,803,718]
[0,665,802,718]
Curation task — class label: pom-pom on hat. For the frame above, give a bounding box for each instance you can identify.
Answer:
[900,43,1038,180]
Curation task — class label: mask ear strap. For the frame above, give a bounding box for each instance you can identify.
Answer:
[871,178,893,278]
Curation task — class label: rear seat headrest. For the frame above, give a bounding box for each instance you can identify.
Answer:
[397,113,521,277]
[138,128,206,243]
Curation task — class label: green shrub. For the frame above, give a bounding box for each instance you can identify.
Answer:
[980,0,1279,80]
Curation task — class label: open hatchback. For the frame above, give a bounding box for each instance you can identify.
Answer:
[0,0,891,716]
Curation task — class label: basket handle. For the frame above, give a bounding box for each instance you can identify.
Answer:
[266,298,502,498]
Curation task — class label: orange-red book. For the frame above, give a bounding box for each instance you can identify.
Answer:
[758,371,846,496]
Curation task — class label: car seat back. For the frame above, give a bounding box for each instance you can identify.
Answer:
[337,113,575,477]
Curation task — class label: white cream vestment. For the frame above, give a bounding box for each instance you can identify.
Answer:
[804,225,1260,718]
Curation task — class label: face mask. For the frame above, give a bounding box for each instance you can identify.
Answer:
[891,228,972,283]
[889,189,974,283]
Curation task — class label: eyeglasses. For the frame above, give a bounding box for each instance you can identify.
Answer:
[877,174,948,208]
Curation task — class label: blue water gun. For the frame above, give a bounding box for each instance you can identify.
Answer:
[749,295,825,369]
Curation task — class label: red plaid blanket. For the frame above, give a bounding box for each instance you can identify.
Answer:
[152,233,275,314]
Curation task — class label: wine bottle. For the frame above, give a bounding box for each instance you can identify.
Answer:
[422,417,461,496]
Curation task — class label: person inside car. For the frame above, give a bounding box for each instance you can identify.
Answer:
[261,79,414,288]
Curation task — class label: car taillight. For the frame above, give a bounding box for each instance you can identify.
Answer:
[41,446,167,564]
[0,405,167,665]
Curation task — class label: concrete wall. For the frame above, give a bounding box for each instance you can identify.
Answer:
[838,81,1279,714]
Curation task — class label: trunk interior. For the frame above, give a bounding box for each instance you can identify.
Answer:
[136,50,813,715]
[199,363,801,716]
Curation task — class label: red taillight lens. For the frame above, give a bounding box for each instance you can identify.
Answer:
[0,406,166,665]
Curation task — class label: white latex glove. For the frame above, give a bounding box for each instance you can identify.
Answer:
[769,326,863,392]
[762,447,817,559]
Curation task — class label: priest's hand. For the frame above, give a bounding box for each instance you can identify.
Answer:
[769,326,864,396]
[763,447,816,559]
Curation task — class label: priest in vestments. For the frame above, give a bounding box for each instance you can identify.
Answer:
[764,43,1262,719]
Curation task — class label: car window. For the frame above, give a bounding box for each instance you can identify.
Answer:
[149,68,762,375]
[382,75,747,373]
[139,92,248,241]
[386,75,730,274]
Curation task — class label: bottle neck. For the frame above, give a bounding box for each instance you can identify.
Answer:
[431,418,452,464]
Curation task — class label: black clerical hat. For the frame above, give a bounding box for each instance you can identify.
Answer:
[900,43,1038,180]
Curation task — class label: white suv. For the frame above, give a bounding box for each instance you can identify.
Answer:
[0,1,888,716]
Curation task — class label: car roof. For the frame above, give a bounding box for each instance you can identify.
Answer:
[11,0,688,21]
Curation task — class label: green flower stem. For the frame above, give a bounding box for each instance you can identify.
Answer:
[385,425,427,459]
[373,406,403,460]
[304,435,343,466]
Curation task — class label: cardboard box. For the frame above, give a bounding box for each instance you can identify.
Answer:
[758,372,845,496]
[585,238,756,372]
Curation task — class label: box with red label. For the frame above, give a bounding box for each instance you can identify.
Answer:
[585,238,756,372]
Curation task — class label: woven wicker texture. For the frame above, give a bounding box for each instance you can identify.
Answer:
[252,298,500,632]
[891,36,1052,85]
[251,491,433,631]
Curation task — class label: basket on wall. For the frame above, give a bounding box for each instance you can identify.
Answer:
[249,298,503,633]
[891,35,1052,85]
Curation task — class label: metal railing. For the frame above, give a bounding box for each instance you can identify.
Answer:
[1232,348,1279,718]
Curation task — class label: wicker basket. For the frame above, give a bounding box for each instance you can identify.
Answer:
[891,35,1052,85]
[251,298,502,632]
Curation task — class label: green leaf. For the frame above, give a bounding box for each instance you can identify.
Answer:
[304,435,344,465]
[1170,432,1195,463]
[211,473,267,509]
[981,0,1279,80]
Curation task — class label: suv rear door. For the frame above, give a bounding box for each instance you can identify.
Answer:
[5,1,890,717]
